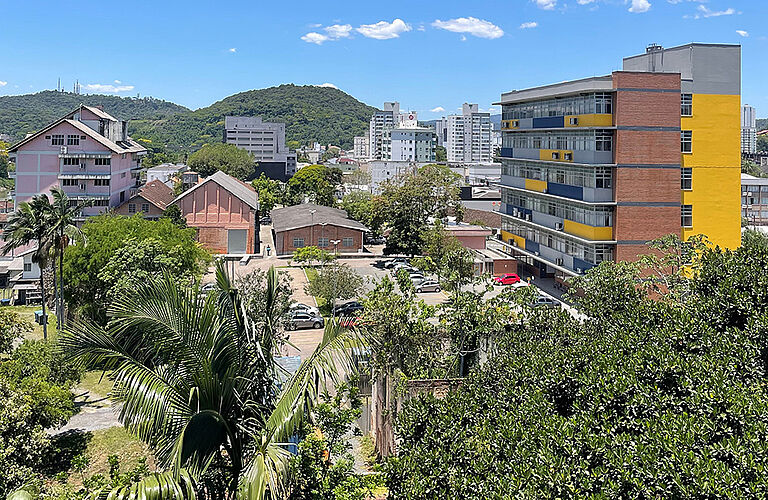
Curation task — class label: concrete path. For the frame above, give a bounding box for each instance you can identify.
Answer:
[50,405,121,435]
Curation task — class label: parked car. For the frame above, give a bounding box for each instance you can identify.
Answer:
[385,258,409,269]
[289,302,320,316]
[494,273,522,285]
[392,263,414,274]
[365,235,386,245]
[407,272,425,282]
[335,301,365,316]
[415,279,441,293]
[284,312,324,330]
[532,295,560,308]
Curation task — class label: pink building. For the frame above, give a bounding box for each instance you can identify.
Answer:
[444,223,493,250]
[8,105,146,217]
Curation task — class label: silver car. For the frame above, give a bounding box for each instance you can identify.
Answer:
[285,312,324,330]
[415,279,441,293]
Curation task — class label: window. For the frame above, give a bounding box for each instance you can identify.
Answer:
[342,237,354,247]
[92,199,110,207]
[681,204,693,227]
[681,94,692,117]
[120,191,125,203]
[293,237,305,248]
[61,179,77,187]
[128,204,136,214]
[681,167,692,190]
[681,131,692,153]
[95,158,111,165]
[93,178,110,186]
[51,135,64,146]
[318,237,329,248]
[121,172,127,178]
[24,263,32,272]
[62,158,79,166]
[141,203,150,213]
[595,131,612,152]
[551,152,560,160]
[67,135,80,145]
[595,167,612,189]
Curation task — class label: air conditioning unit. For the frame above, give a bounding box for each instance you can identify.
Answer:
[60,146,67,154]
[525,213,532,221]
[556,258,564,266]
[576,267,583,274]
[534,251,540,256]
[555,222,564,231]
[747,192,753,197]
[742,191,749,196]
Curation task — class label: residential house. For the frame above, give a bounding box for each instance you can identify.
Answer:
[115,180,175,220]
[271,203,368,255]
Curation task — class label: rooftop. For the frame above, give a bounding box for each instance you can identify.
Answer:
[271,203,369,233]
[173,170,260,210]
[133,179,175,210]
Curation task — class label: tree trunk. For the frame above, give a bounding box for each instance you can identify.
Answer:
[59,250,65,327]
[52,258,60,329]
[40,273,47,341]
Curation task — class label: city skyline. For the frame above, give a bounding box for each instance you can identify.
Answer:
[0,0,764,119]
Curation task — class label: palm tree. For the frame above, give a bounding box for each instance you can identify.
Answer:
[60,262,362,498]
[2,195,55,339]
[48,187,87,327]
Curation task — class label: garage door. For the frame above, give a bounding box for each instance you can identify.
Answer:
[227,229,248,254]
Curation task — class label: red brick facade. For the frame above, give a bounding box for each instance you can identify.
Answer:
[275,224,364,255]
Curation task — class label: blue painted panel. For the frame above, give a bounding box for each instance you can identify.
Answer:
[547,182,584,201]
[533,116,564,129]
[500,147,513,158]
[526,240,540,254]
[573,258,595,273]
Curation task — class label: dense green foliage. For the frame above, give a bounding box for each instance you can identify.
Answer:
[129,85,377,151]
[187,143,255,180]
[0,91,188,142]
[62,214,210,323]
[251,174,284,213]
[412,223,475,291]
[286,164,343,206]
[386,232,768,498]
[339,191,384,237]
[305,263,364,312]
[292,246,334,267]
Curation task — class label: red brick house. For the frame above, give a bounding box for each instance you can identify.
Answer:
[172,171,260,254]
[271,203,368,255]
[115,180,174,220]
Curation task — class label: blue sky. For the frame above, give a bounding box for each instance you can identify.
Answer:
[0,0,764,119]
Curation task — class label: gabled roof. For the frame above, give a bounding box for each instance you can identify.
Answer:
[8,105,146,154]
[129,179,175,210]
[172,170,259,210]
[271,203,369,233]
[78,104,117,121]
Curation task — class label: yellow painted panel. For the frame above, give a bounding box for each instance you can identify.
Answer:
[564,114,613,128]
[680,93,741,249]
[501,230,525,250]
[539,149,574,162]
[525,178,548,193]
[501,120,518,130]
[564,220,613,241]
[681,165,741,249]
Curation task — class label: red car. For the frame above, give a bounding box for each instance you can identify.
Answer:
[494,273,522,285]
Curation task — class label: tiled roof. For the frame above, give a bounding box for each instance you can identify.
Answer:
[172,170,259,210]
[271,203,369,233]
[135,180,175,209]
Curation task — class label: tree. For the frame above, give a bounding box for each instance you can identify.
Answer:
[62,214,210,324]
[321,147,341,163]
[757,134,768,154]
[305,262,363,313]
[187,143,255,180]
[236,267,293,336]
[0,140,11,178]
[380,164,461,256]
[435,145,447,163]
[415,223,475,290]
[0,309,32,354]
[162,204,187,228]
[293,246,334,267]
[60,263,363,499]
[3,195,56,339]
[339,191,383,237]
[345,169,371,189]
[251,173,284,214]
[286,165,342,206]
[742,158,765,177]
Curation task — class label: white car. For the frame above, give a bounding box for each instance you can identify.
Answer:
[289,302,319,316]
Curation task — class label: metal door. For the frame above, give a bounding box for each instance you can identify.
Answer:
[227,229,248,254]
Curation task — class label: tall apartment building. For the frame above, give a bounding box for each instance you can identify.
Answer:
[369,102,400,160]
[381,122,436,163]
[223,116,297,181]
[436,103,492,164]
[497,43,741,277]
[8,105,146,217]
[353,135,370,159]
[742,104,757,154]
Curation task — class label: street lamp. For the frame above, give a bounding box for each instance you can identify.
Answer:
[320,222,328,249]
[309,209,316,248]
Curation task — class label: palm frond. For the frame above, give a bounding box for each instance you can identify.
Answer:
[92,469,196,500]
[237,442,291,500]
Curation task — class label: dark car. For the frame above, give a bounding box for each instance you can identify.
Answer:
[335,301,365,316]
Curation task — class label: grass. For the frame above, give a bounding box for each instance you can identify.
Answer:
[303,267,333,316]
[74,370,115,408]
[360,434,377,468]
[5,304,58,340]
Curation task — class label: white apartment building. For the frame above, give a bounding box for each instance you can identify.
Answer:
[436,103,492,164]
[353,136,370,159]
[365,160,432,193]
[223,116,297,179]
[381,121,436,163]
[742,104,757,154]
[368,102,421,160]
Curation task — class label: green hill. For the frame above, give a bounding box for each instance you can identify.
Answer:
[129,84,377,151]
[0,90,190,141]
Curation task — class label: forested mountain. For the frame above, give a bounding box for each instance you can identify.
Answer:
[757,118,768,131]
[0,91,189,141]
[129,84,377,151]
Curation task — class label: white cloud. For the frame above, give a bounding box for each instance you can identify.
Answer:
[519,21,538,29]
[533,0,556,10]
[695,5,736,18]
[317,83,338,89]
[432,17,504,39]
[430,106,445,113]
[325,24,353,39]
[0,81,7,87]
[301,32,330,44]
[114,79,121,84]
[577,0,596,4]
[628,0,651,13]
[228,47,237,53]
[736,30,749,37]
[356,19,411,39]
[84,83,135,93]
